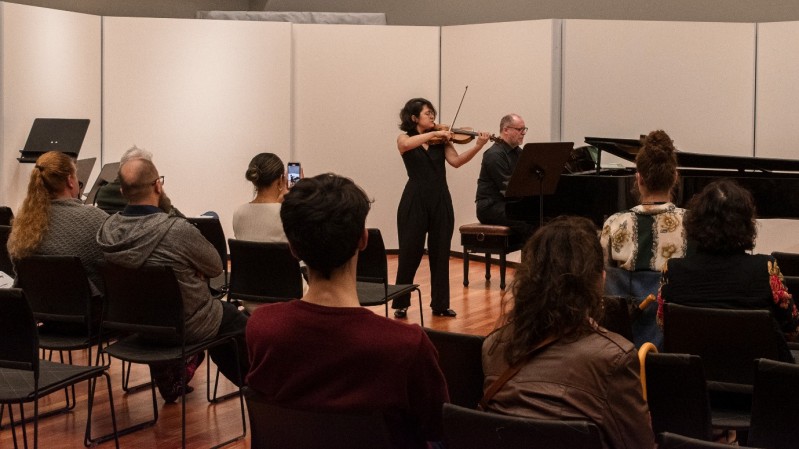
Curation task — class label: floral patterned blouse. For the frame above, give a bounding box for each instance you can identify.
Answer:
[600,203,689,271]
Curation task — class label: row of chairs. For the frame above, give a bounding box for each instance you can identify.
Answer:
[0,260,248,448]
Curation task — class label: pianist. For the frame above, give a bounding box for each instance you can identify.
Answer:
[475,113,535,240]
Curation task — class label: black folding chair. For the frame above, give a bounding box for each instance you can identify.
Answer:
[423,328,484,408]
[0,225,13,276]
[228,239,303,313]
[244,387,393,449]
[442,403,603,449]
[748,358,799,449]
[0,206,13,226]
[772,251,799,276]
[0,288,118,449]
[97,262,246,448]
[187,216,229,298]
[357,228,424,326]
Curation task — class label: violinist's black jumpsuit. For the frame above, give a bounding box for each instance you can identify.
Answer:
[394,140,453,312]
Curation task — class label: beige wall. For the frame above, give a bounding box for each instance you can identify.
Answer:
[8,0,799,23]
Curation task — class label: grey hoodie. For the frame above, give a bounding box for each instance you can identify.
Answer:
[96,211,223,342]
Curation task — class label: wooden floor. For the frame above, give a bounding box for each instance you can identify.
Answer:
[0,254,513,448]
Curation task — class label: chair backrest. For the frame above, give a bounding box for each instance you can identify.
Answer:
[0,206,13,226]
[783,275,799,297]
[772,251,799,276]
[424,328,485,409]
[657,432,764,449]
[356,228,388,284]
[0,225,13,275]
[645,352,713,440]
[14,255,94,326]
[100,262,184,339]
[187,216,228,277]
[663,303,781,386]
[228,239,303,303]
[442,403,603,449]
[748,358,799,449]
[599,295,634,342]
[244,387,393,449]
[0,288,39,374]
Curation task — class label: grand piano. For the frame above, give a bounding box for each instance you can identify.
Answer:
[506,137,799,227]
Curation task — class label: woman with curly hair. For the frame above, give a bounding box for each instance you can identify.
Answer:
[599,129,691,348]
[482,216,654,449]
[7,151,108,294]
[657,178,799,362]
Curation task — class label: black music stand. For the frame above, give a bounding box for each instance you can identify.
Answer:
[505,142,574,228]
[17,118,90,163]
[83,162,120,205]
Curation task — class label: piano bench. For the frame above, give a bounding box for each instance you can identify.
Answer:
[459,223,523,290]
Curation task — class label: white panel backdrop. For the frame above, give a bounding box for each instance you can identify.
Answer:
[102,17,292,242]
[755,21,799,160]
[291,24,440,249]
[1,2,101,210]
[441,20,561,258]
[562,20,756,161]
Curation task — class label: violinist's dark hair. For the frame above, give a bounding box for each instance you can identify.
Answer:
[636,130,678,194]
[245,153,284,190]
[399,98,436,134]
[684,178,757,254]
[281,173,372,280]
[496,216,604,366]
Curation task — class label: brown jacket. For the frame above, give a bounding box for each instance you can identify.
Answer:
[482,325,654,449]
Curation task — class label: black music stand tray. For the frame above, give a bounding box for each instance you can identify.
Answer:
[83,162,120,205]
[505,142,574,228]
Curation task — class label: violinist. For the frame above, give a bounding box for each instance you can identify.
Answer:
[475,113,535,240]
[394,98,490,319]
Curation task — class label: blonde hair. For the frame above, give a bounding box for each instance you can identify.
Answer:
[8,151,75,259]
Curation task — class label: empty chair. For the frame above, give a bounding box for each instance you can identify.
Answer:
[187,216,229,298]
[442,403,602,449]
[357,228,424,325]
[423,328,484,408]
[0,288,118,449]
[772,251,799,276]
[228,239,303,312]
[98,262,246,448]
[747,358,799,449]
[644,352,713,440]
[657,432,764,449]
[245,387,393,449]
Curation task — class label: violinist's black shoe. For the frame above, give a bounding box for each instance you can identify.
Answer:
[432,308,457,318]
[394,308,408,319]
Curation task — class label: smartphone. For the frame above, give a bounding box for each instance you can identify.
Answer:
[287,162,301,187]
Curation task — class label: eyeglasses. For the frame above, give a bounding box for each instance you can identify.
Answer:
[507,126,528,133]
[152,175,165,186]
[422,111,436,118]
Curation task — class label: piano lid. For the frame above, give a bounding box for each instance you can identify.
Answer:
[584,136,799,173]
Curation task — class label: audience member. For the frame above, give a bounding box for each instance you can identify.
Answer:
[94,145,183,217]
[97,157,249,401]
[600,129,690,348]
[657,178,799,361]
[8,151,108,295]
[482,216,654,449]
[246,173,449,449]
[232,152,288,242]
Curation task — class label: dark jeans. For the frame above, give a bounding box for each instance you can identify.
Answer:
[208,301,250,386]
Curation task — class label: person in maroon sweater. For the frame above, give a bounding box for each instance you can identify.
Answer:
[245,173,449,449]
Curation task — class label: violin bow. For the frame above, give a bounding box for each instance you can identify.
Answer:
[447,85,469,131]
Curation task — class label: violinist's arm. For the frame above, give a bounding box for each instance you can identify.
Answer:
[397,131,450,154]
[444,132,490,168]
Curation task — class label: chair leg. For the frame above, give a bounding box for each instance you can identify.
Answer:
[121,360,153,393]
[415,289,424,327]
[484,253,491,280]
[499,252,507,290]
[208,339,247,449]
[463,249,470,286]
[84,372,120,449]
[92,367,159,444]
[206,354,239,403]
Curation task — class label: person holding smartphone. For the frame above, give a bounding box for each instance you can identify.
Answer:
[394,98,489,318]
[233,153,290,243]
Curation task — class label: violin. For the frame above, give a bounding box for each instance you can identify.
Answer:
[429,124,499,145]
